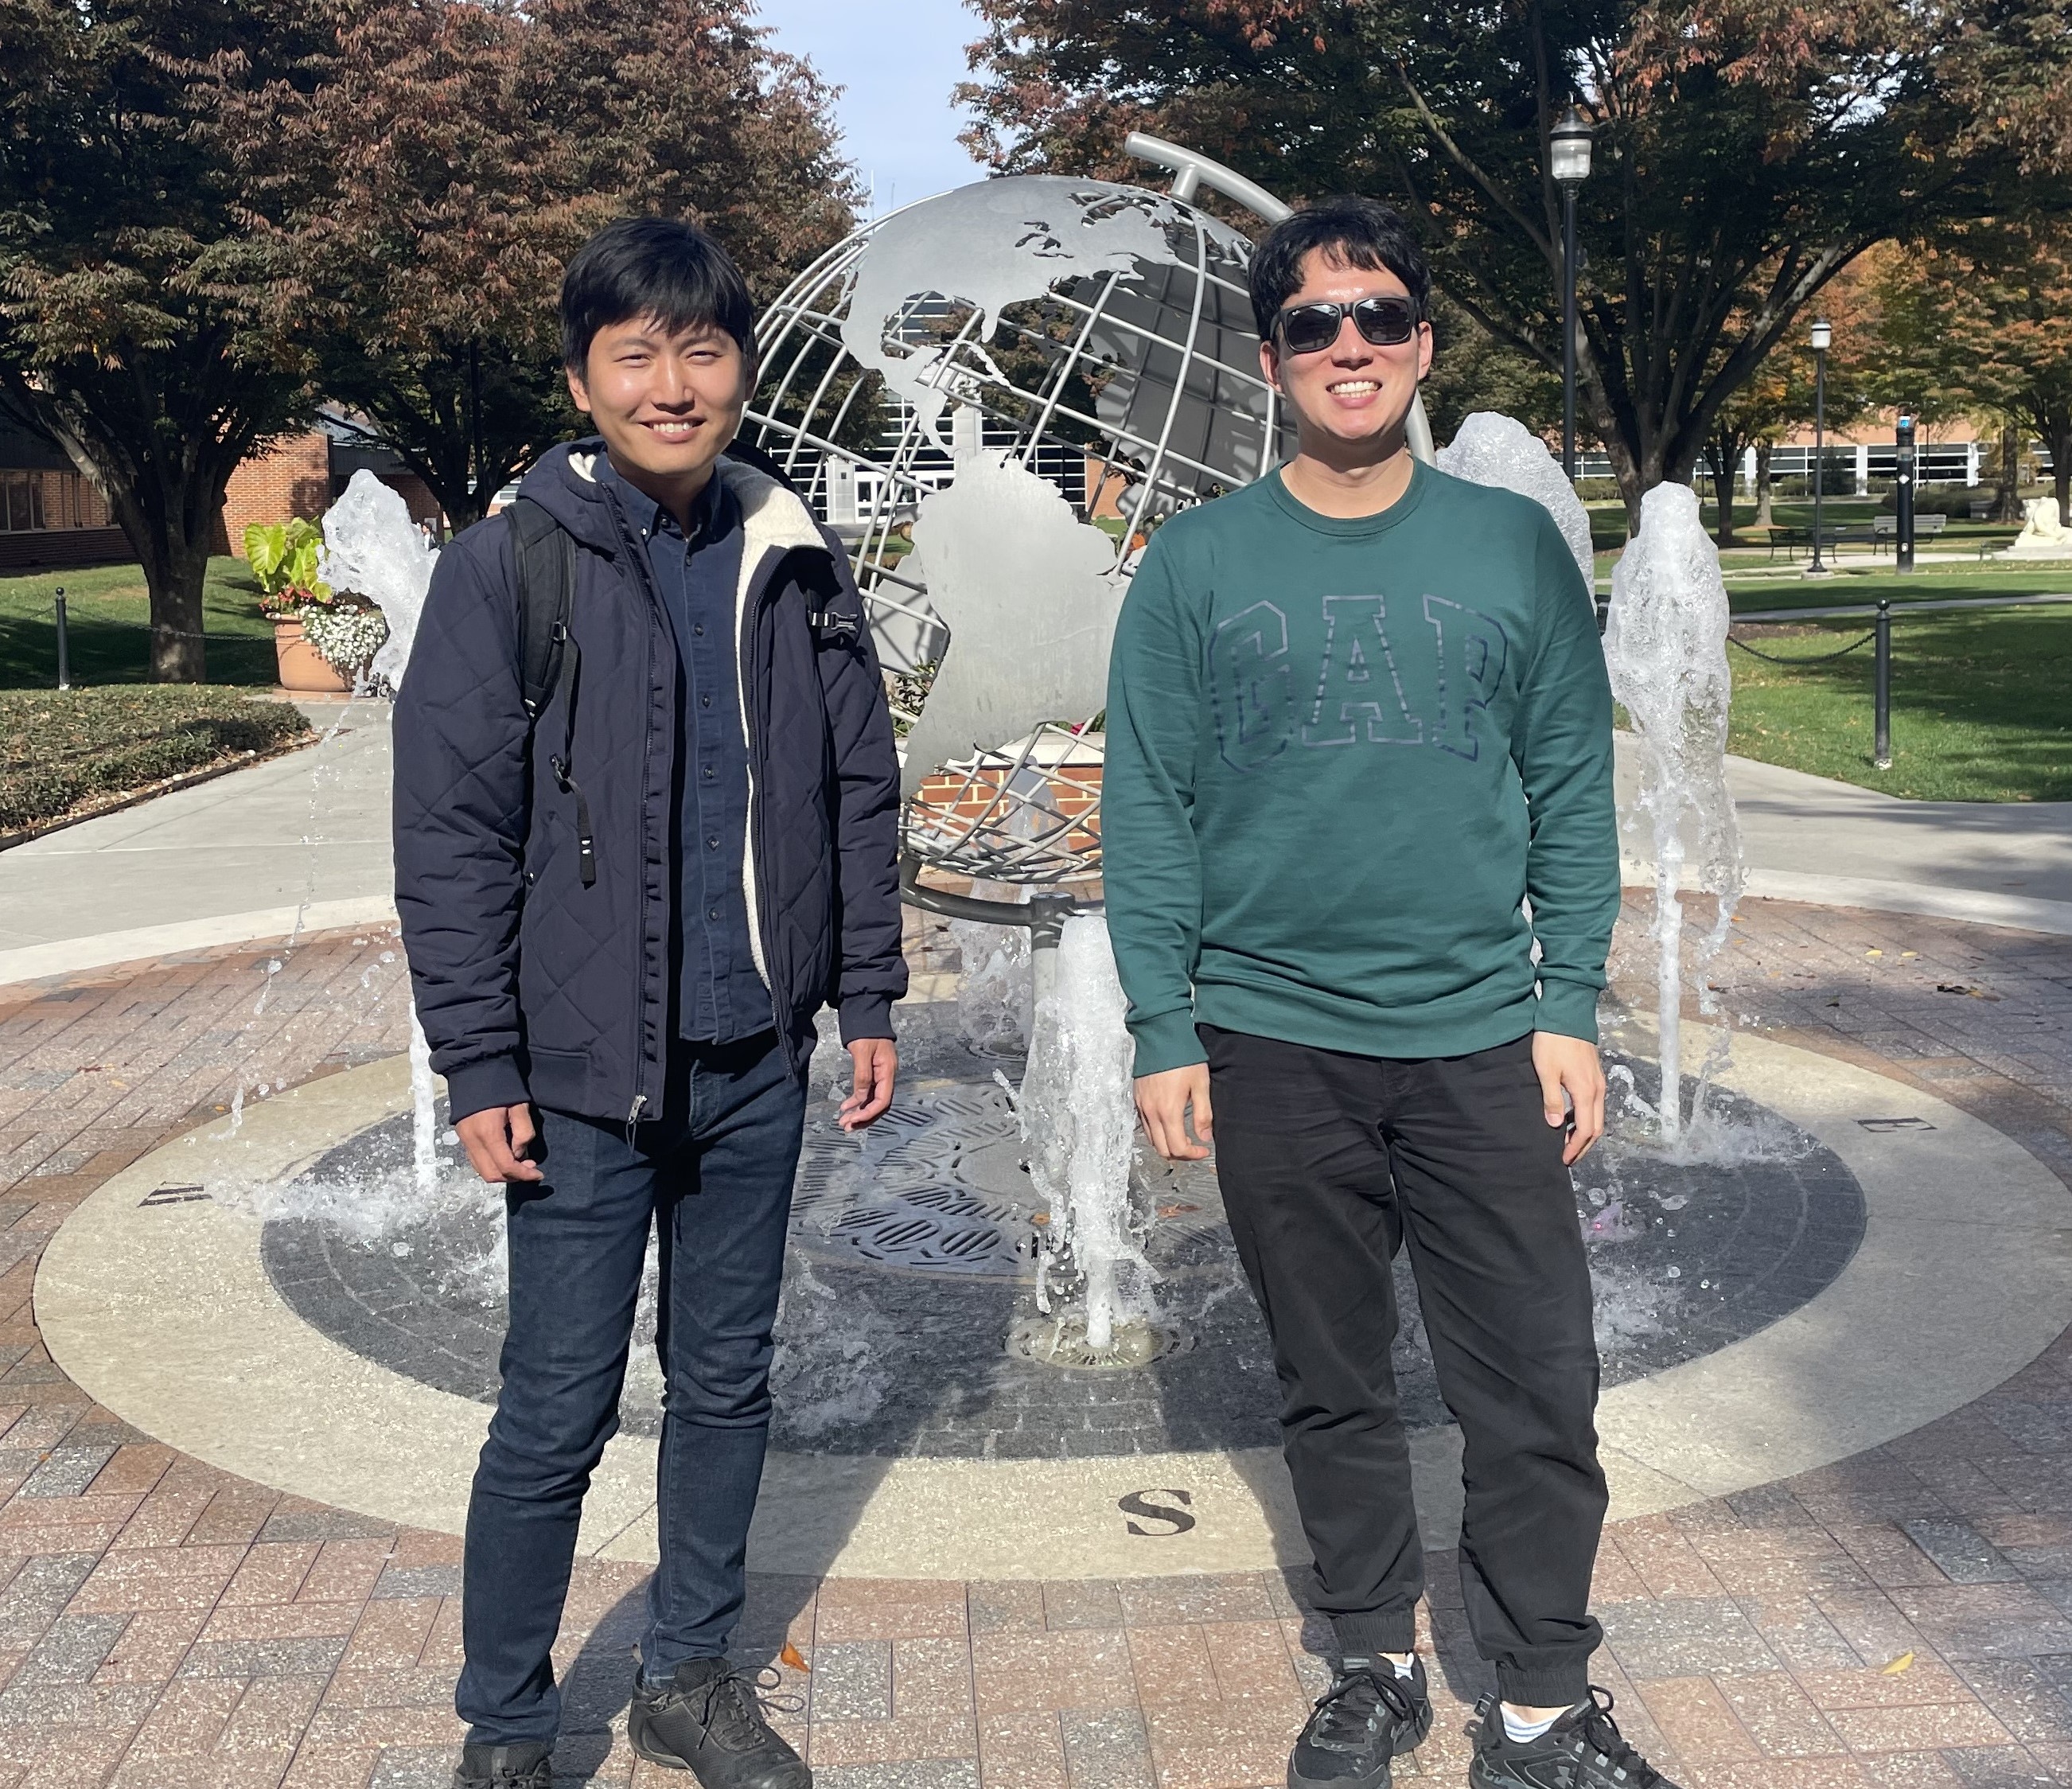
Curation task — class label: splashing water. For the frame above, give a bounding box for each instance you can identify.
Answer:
[407,1008,439,1198]
[317,471,438,695]
[1016,914,1151,1351]
[1602,484,1746,1143]
[950,882,1034,1057]
[319,469,442,1151]
[1436,412,1596,593]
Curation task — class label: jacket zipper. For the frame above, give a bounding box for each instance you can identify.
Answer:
[742,548,793,1062]
[601,480,664,1133]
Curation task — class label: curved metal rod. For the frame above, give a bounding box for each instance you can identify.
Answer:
[1123,131,1437,467]
[900,852,1080,944]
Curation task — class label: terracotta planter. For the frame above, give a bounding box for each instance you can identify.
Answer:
[272,618,351,694]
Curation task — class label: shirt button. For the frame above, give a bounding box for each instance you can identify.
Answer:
[701,694,711,707]
[707,836,719,851]
[693,623,705,637]
[703,766,715,779]
[708,906,720,921]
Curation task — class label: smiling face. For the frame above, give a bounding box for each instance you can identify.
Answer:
[567,314,754,506]
[1260,247,1434,458]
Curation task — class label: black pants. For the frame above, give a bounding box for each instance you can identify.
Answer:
[1203,1024,1607,1707]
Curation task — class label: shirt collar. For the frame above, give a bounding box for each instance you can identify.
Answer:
[595,453,730,544]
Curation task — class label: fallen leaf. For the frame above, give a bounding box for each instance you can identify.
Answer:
[1029,1211,1050,1226]
[780,1641,809,1673]
[1156,1203,1198,1219]
[1882,1651,1914,1675]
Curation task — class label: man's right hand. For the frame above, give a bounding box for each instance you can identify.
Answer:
[1135,1064,1213,1162]
[456,1102,544,1184]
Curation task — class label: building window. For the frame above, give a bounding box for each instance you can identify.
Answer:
[0,470,99,531]
[2,472,47,532]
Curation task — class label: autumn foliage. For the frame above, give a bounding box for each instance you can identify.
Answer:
[0,0,855,678]
[960,0,2069,522]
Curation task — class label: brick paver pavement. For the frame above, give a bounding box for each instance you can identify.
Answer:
[0,895,2064,1787]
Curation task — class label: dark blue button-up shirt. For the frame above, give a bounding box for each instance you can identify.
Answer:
[598,458,768,1043]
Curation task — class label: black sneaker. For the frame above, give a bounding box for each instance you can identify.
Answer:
[1289,1657,1434,1787]
[1469,1687,1680,1789]
[453,1740,552,1789]
[629,1657,810,1787]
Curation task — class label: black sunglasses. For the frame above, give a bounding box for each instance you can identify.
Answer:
[1273,295,1420,355]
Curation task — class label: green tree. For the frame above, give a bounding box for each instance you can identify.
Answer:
[1420,291,1564,446]
[960,0,2060,524]
[1701,258,1881,542]
[1871,220,2072,528]
[0,0,317,680]
[217,0,858,531]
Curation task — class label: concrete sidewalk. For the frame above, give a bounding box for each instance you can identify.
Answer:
[2,705,2069,988]
[0,699,396,978]
[1613,736,2072,934]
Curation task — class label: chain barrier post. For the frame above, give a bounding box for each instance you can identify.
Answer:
[53,587,70,691]
[1873,597,1892,770]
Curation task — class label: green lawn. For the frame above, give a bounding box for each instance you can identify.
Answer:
[0,558,277,688]
[1725,607,2072,801]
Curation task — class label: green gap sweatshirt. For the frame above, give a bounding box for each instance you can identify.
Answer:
[1102,460,1618,1077]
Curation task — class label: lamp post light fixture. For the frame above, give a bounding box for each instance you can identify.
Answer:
[1550,105,1594,481]
[1807,316,1833,577]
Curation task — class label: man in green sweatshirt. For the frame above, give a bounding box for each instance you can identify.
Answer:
[1104,196,1675,1789]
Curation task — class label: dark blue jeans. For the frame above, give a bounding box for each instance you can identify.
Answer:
[456,1031,805,1745]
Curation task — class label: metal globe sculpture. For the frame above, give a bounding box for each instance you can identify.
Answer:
[742,141,1301,890]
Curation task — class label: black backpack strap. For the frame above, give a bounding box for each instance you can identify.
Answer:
[508,496,595,887]
[510,497,574,720]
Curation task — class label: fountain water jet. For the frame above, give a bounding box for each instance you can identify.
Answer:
[1602,483,1747,1143]
[1015,914,1152,1354]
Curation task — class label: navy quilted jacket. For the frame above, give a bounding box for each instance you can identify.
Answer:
[393,441,907,1125]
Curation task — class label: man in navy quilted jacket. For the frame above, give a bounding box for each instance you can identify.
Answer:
[393,218,907,1789]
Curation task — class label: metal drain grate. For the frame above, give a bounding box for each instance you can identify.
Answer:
[792,1076,1226,1279]
[1007,1315,1187,1372]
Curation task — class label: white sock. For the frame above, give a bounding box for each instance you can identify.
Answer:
[1341,1651,1418,1678]
[1501,1705,1568,1744]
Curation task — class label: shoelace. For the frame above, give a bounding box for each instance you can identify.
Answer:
[677,1663,806,1750]
[1563,1687,1669,1789]
[1310,1666,1417,1750]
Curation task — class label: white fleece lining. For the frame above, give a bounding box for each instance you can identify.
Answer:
[718,458,829,997]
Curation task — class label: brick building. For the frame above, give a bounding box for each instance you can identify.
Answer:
[0,413,446,576]
[216,415,443,554]
[0,421,125,571]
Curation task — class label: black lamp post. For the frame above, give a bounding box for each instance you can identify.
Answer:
[1895,412,1917,574]
[1807,316,1832,576]
[1550,106,1595,480]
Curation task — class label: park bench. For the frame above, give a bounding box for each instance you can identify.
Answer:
[1871,513,1948,542]
[1766,521,1880,560]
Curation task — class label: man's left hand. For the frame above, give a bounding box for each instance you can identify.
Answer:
[839,1036,898,1131]
[1533,1031,1606,1165]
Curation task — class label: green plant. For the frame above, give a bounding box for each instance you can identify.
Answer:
[242,518,331,618]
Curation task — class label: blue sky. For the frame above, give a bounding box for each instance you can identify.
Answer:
[754,0,992,215]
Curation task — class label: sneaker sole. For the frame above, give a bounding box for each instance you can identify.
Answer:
[625,1704,691,1772]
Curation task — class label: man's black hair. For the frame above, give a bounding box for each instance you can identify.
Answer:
[1248,195,1431,342]
[559,216,757,372]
